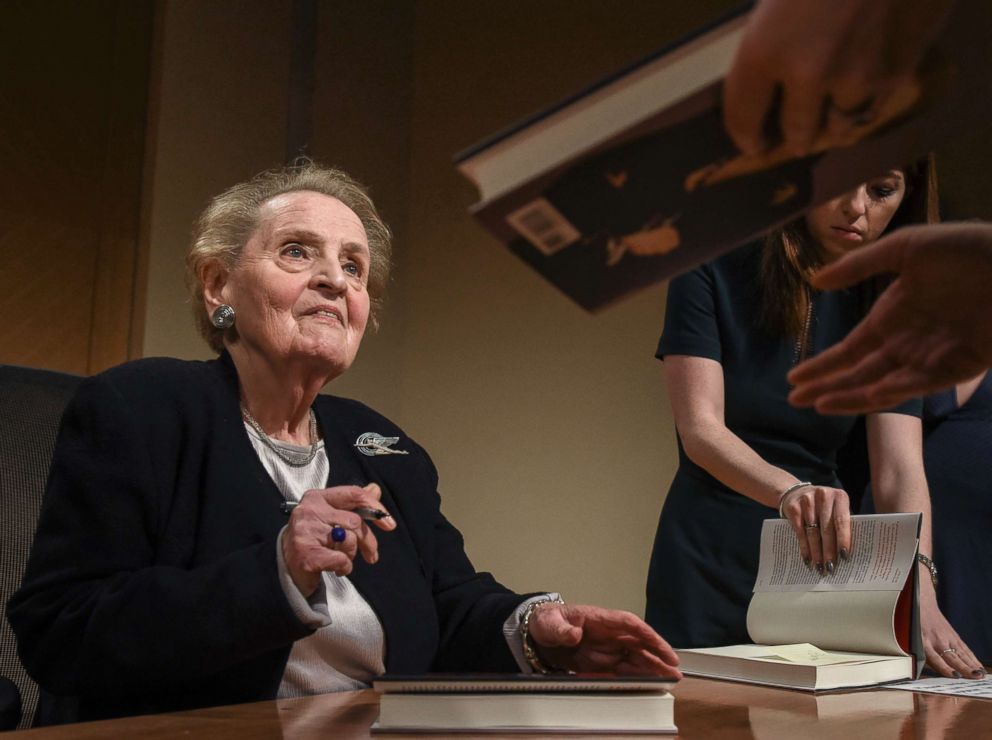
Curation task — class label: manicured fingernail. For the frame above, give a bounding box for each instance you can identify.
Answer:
[816,562,824,575]
[803,557,812,569]
[973,669,986,677]
[826,561,835,574]
[952,671,962,678]
[840,548,850,561]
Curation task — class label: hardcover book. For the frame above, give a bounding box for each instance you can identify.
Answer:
[372,673,677,734]
[676,513,924,692]
[455,3,965,310]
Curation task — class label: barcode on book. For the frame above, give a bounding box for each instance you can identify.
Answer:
[505,198,581,256]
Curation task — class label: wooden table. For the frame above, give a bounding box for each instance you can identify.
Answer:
[9,677,990,738]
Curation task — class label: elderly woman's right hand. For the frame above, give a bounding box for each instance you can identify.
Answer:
[281,483,397,596]
[779,484,852,574]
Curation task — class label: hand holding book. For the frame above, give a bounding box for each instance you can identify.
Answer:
[723,0,955,156]
[777,482,852,575]
[525,602,682,679]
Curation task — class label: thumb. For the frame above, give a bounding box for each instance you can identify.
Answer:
[811,230,907,290]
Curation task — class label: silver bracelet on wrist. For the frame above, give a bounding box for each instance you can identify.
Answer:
[917,552,939,587]
[777,481,813,518]
[520,596,568,675]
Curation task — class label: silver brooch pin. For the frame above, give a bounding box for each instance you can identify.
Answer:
[355,432,409,456]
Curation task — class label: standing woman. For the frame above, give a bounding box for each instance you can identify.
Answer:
[646,157,983,678]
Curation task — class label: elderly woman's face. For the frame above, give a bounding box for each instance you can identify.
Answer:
[218,191,371,375]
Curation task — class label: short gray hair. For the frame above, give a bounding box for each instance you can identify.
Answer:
[186,160,392,354]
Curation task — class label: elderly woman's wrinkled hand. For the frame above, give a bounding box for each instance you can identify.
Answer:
[281,483,396,596]
[779,484,852,574]
[527,604,682,678]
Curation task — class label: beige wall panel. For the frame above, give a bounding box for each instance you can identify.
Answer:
[403,1,735,613]
[142,0,293,360]
[309,0,416,420]
[0,0,150,375]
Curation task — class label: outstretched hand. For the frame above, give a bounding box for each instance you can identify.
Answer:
[788,223,992,414]
[526,603,681,678]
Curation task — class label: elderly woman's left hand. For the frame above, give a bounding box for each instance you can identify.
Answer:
[526,603,682,678]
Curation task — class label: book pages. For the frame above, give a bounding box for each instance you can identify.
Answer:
[747,590,905,655]
[753,514,919,593]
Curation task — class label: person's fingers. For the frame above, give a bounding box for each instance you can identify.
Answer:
[354,520,380,565]
[779,74,828,156]
[927,642,981,679]
[788,318,888,392]
[293,539,356,578]
[614,648,682,678]
[833,496,852,561]
[557,606,679,665]
[926,643,957,678]
[809,233,907,290]
[723,54,779,155]
[363,482,382,501]
[317,485,378,513]
[927,627,985,679]
[783,492,811,563]
[816,489,840,571]
[944,644,984,679]
[326,522,358,560]
[311,547,355,577]
[800,494,824,574]
[809,362,949,415]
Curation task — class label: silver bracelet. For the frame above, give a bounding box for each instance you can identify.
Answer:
[520,596,567,674]
[917,552,939,587]
[777,481,813,518]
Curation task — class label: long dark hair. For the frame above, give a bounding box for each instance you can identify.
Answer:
[757,154,939,340]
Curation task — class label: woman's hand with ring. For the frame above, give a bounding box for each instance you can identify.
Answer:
[281,483,396,596]
[779,484,851,574]
[921,597,986,679]
[527,603,681,678]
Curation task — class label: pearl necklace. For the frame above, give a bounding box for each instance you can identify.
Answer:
[242,405,319,467]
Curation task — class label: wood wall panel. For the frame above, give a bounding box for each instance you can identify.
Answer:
[0,0,153,375]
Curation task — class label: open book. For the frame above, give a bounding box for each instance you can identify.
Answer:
[455,1,971,310]
[677,513,924,691]
[371,674,677,734]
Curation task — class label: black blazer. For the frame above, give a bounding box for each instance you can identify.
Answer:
[8,354,527,722]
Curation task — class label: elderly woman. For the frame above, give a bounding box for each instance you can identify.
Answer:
[9,163,679,724]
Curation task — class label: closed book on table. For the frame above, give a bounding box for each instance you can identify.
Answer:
[372,674,677,734]
[456,1,969,311]
[677,513,924,692]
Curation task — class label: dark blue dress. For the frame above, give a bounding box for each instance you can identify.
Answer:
[647,243,920,648]
[921,371,992,664]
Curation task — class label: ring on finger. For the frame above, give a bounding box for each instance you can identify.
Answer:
[940,648,957,657]
[804,522,820,530]
[329,524,347,545]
